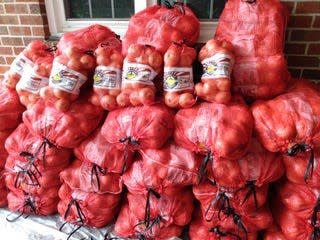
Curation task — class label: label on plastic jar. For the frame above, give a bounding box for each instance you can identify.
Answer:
[93,65,122,90]
[163,67,194,92]
[17,65,49,94]
[49,62,87,94]
[122,61,157,86]
[201,53,234,79]
[10,53,34,74]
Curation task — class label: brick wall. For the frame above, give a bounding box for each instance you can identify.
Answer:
[282,0,320,81]
[0,0,319,81]
[0,0,48,79]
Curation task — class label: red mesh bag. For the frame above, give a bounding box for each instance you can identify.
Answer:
[277,181,320,223]
[264,224,288,240]
[101,104,174,151]
[174,97,253,180]
[252,80,320,182]
[195,39,234,104]
[0,174,8,207]
[208,138,284,189]
[117,44,162,107]
[3,41,54,90]
[90,42,123,111]
[283,149,320,186]
[0,83,25,131]
[58,183,121,230]
[41,49,96,112]
[163,42,197,109]
[126,188,194,228]
[16,55,54,108]
[0,130,11,168]
[23,98,104,148]
[276,204,317,240]
[74,128,133,174]
[114,202,184,240]
[122,152,199,194]
[7,188,59,220]
[189,209,258,240]
[139,142,201,188]
[193,179,269,220]
[60,160,122,194]
[215,0,290,99]
[122,3,199,55]
[57,24,118,55]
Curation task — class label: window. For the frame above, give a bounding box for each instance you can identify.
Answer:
[45,0,226,42]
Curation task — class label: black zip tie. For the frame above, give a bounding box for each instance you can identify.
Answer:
[119,137,139,175]
[311,196,320,227]
[14,164,42,189]
[205,191,230,221]
[34,138,54,169]
[223,208,248,240]
[241,180,258,211]
[287,143,309,156]
[144,188,161,228]
[91,164,106,191]
[6,196,36,222]
[311,227,320,240]
[209,226,241,240]
[163,0,174,9]
[173,2,185,15]
[305,149,315,183]
[199,151,213,183]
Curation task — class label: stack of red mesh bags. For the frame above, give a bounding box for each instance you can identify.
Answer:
[251,80,320,239]
[0,83,25,208]
[173,96,284,239]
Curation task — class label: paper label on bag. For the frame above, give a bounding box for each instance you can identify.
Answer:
[122,61,157,86]
[93,65,122,90]
[17,65,49,94]
[10,53,34,74]
[49,62,87,94]
[201,53,233,79]
[163,67,194,92]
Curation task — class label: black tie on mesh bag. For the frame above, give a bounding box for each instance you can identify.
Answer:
[59,198,86,240]
[6,195,37,222]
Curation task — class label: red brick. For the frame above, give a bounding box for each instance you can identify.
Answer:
[29,3,46,14]
[314,16,320,28]
[288,15,313,28]
[308,44,320,55]
[19,15,47,25]
[288,55,320,67]
[0,26,8,35]
[291,30,320,41]
[302,69,320,80]
[0,15,19,24]
[0,5,4,14]
[284,43,306,54]
[23,37,45,46]
[0,66,10,74]
[5,56,15,65]
[4,3,28,14]
[0,47,13,55]
[13,47,25,55]
[296,2,320,14]
[8,26,31,36]
[32,26,49,37]
[1,37,24,46]
[0,57,6,65]
[282,1,295,14]
[288,68,301,78]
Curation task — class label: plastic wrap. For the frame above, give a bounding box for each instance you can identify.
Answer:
[195,39,234,104]
[215,0,290,99]
[163,42,196,109]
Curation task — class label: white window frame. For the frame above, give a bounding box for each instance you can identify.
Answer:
[45,0,217,42]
